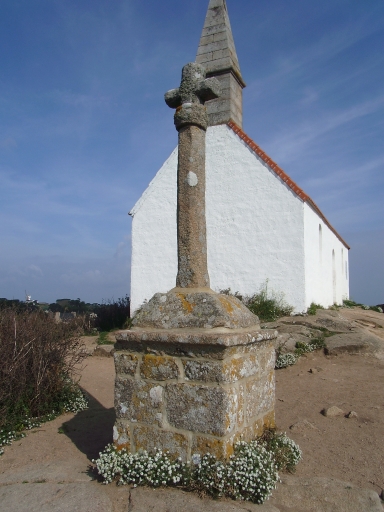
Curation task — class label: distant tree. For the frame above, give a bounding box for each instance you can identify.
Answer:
[49,303,64,313]
[93,296,131,331]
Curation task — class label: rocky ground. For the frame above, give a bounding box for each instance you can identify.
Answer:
[0,307,383,512]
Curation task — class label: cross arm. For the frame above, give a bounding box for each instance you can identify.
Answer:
[197,77,221,103]
[165,88,181,109]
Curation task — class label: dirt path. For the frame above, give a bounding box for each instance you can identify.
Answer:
[275,351,384,493]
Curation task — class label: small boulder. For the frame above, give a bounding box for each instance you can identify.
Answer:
[290,419,318,433]
[346,411,358,419]
[93,346,114,358]
[321,406,345,418]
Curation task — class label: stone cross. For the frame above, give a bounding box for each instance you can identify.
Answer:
[165,63,221,288]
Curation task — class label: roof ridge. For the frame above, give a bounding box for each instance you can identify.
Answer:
[227,121,350,249]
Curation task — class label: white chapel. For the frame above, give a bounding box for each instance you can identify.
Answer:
[129,0,350,314]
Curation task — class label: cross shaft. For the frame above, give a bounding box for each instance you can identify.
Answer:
[165,63,221,288]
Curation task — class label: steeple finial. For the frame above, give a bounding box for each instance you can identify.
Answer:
[196,0,246,127]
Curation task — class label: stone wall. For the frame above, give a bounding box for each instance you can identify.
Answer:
[113,329,276,461]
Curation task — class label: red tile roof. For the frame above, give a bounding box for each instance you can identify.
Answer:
[227,120,350,250]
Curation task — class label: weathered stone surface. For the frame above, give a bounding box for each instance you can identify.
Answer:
[115,377,164,425]
[260,344,276,372]
[166,383,238,436]
[192,434,236,460]
[128,486,279,511]
[314,309,357,331]
[93,345,114,357]
[183,353,260,383]
[140,354,179,381]
[164,63,221,289]
[114,329,276,459]
[273,324,324,354]
[269,475,383,512]
[195,0,245,128]
[116,326,274,349]
[114,352,138,375]
[184,359,223,382]
[245,371,275,422]
[231,411,276,447]
[225,354,261,381]
[113,419,131,450]
[132,289,259,329]
[0,483,112,512]
[133,425,189,462]
[264,309,357,336]
[176,124,210,287]
[324,331,383,357]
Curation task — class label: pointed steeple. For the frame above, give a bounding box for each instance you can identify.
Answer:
[196,0,246,128]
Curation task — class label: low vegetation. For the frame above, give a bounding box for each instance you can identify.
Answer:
[0,307,88,455]
[92,296,131,332]
[221,281,294,322]
[342,299,383,313]
[275,338,326,369]
[307,302,324,315]
[93,431,301,504]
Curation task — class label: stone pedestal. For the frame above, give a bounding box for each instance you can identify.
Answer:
[114,61,276,462]
[113,326,277,461]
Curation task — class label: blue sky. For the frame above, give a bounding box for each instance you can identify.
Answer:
[0,0,383,305]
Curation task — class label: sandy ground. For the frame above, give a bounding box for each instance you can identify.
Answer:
[0,309,383,511]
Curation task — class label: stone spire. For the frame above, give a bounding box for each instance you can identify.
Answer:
[196,0,246,127]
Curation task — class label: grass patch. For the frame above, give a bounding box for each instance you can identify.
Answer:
[97,331,114,345]
[221,281,294,322]
[307,302,324,315]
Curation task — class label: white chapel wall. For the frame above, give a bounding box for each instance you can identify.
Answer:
[130,148,178,313]
[303,203,349,308]
[130,125,309,313]
[205,125,306,312]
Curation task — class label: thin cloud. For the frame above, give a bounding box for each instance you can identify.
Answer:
[247,12,384,100]
[28,265,43,277]
[267,95,384,163]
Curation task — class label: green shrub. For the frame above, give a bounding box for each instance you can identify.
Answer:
[220,282,294,322]
[245,284,294,322]
[367,305,383,313]
[342,299,360,308]
[93,296,130,332]
[97,331,113,345]
[307,302,324,315]
[309,337,326,350]
[0,384,88,456]
[0,307,87,433]
[294,341,314,356]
